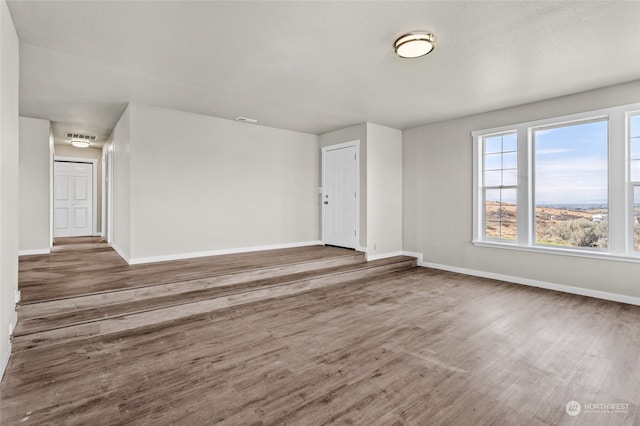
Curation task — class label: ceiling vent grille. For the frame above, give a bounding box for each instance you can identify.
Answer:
[66,133,96,141]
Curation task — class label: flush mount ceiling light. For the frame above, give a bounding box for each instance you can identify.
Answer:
[394,32,435,58]
[71,140,90,148]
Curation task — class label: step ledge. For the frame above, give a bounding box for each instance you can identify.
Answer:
[19,250,366,306]
[13,259,416,340]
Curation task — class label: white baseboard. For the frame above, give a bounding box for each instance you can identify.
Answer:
[366,251,405,261]
[8,310,17,337]
[2,310,18,382]
[402,251,424,262]
[110,242,130,264]
[0,339,10,383]
[127,240,324,265]
[18,248,50,256]
[403,251,640,306]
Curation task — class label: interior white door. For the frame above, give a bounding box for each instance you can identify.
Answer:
[322,145,357,249]
[54,161,93,237]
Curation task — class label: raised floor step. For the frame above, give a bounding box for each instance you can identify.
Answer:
[19,243,363,303]
[13,256,417,352]
[18,251,365,320]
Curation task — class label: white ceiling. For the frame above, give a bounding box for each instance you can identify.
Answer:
[7,1,640,146]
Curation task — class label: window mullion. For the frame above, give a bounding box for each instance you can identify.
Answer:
[608,111,626,255]
[516,126,530,246]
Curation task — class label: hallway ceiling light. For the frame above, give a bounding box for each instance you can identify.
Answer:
[71,140,90,148]
[394,32,435,58]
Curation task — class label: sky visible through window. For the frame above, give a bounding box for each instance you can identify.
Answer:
[632,114,640,182]
[478,107,640,252]
[534,120,608,207]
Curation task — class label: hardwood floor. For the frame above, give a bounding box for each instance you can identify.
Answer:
[2,241,640,425]
[18,239,361,303]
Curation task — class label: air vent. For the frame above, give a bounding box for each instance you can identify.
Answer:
[235,117,258,124]
[66,133,96,141]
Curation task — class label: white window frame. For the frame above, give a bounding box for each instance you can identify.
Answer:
[472,102,640,263]
[479,131,518,243]
[628,111,640,254]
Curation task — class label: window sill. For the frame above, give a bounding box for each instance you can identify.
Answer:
[472,240,640,264]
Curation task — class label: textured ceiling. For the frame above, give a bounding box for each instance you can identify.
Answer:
[8,1,640,146]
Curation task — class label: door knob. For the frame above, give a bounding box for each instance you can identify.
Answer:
[323,201,329,205]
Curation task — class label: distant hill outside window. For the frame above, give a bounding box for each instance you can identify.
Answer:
[533,119,608,248]
[472,102,640,260]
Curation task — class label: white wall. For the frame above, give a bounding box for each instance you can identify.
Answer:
[403,80,640,300]
[19,116,50,254]
[111,105,131,260]
[319,124,367,249]
[366,123,402,258]
[54,144,103,233]
[0,0,19,381]
[111,103,320,263]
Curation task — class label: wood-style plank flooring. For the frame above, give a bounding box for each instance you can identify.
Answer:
[18,239,359,303]
[2,241,640,425]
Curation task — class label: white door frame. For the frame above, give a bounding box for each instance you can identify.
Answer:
[106,143,114,243]
[321,139,360,250]
[53,156,99,237]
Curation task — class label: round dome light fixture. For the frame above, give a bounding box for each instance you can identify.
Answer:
[71,140,90,148]
[394,32,435,58]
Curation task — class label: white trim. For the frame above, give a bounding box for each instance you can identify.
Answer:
[126,240,324,265]
[356,245,367,253]
[407,253,640,307]
[471,102,640,137]
[18,248,50,256]
[0,340,10,383]
[321,140,360,250]
[110,241,130,264]
[322,140,361,151]
[8,310,17,337]
[1,310,18,382]
[366,251,405,261]
[101,148,106,238]
[472,240,640,264]
[49,129,55,247]
[402,251,424,263]
[106,142,114,244]
[54,156,99,236]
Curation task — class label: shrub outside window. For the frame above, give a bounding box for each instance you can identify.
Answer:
[472,103,640,261]
[533,120,608,249]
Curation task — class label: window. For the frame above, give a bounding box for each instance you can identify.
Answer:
[482,132,517,241]
[472,102,640,261]
[634,186,640,252]
[630,113,640,251]
[533,120,608,249]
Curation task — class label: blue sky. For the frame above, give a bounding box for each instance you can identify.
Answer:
[631,114,640,181]
[534,120,608,205]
